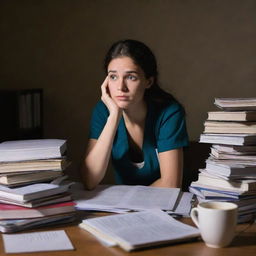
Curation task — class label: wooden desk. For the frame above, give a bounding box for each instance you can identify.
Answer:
[0,217,255,256]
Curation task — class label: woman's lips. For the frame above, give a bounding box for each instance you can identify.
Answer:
[116,96,129,101]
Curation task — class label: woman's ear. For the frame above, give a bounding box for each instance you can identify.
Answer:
[146,77,154,88]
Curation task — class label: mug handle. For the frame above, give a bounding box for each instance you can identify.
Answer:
[190,207,200,228]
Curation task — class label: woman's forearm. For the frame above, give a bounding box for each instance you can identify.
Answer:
[150,176,182,188]
[150,149,183,188]
[82,112,121,189]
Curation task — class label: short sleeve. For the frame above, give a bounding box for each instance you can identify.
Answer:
[156,103,189,152]
[89,101,109,139]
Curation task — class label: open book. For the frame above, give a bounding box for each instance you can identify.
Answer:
[74,184,180,212]
[79,210,200,251]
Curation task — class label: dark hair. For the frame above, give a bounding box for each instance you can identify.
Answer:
[104,39,176,105]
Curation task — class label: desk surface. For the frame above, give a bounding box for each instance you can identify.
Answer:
[0,217,255,256]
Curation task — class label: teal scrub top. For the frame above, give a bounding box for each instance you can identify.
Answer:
[89,100,189,186]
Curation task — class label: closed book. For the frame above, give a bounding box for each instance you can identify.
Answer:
[207,111,256,121]
[197,172,256,192]
[190,181,255,195]
[199,133,256,146]
[214,98,256,111]
[205,160,256,177]
[210,148,256,161]
[0,183,70,202]
[0,192,72,208]
[0,139,66,162]
[204,121,256,134]
[79,210,200,252]
[0,158,69,174]
[0,201,75,220]
[189,186,241,200]
[212,144,256,153]
[0,212,76,233]
[0,170,63,186]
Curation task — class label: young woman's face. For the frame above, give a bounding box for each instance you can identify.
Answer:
[107,56,152,109]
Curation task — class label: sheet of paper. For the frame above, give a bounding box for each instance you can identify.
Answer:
[119,186,180,210]
[2,230,74,253]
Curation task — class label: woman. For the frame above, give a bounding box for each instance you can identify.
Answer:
[81,39,189,190]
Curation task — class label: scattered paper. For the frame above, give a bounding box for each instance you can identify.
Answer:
[2,230,74,253]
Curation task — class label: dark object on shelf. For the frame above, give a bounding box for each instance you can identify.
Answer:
[0,89,43,142]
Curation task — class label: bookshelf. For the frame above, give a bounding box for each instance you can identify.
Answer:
[0,89,43,142]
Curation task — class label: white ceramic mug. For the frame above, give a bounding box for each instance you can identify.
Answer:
[190,201,238,248]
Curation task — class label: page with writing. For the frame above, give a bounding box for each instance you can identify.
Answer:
[116,186,180,210]
[74,184,180,211]
[80,210,200,251]
[2,230,74,253]
[74,185,132,210]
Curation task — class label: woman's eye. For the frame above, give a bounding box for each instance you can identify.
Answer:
[109,74,117,80]
[127,75,137,81]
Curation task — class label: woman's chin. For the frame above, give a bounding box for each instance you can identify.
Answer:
[116,102,130,109]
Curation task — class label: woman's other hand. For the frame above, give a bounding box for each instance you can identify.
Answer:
[101,76,122,118]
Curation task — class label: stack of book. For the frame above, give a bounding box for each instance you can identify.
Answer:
[190,98,256,223]
[0,139,76,232]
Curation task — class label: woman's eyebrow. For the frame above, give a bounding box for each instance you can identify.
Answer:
[108,70,138,74]
[126,71,138,74]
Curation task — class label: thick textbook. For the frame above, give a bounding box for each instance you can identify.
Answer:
[79,210,199,251]
[204,121,256,134]
[207,111,256,121]
[0,170,63,186]
[0,139,66,162]
[0,158,69,173]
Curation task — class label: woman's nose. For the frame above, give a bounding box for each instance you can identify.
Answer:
[117,79,128,92]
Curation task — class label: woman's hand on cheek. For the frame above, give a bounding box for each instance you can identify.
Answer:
[101,77,122,118]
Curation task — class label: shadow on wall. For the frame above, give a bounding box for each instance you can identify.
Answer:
[183,141,210,191]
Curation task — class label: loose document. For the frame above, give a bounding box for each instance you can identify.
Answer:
[2,230,74,253]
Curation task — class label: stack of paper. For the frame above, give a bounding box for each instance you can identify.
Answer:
[191,98,256,223]
[0,139,76,233]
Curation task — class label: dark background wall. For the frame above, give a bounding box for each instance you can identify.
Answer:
[0,0,255,182]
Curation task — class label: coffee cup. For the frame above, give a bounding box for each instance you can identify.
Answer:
[190,201,237,248]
